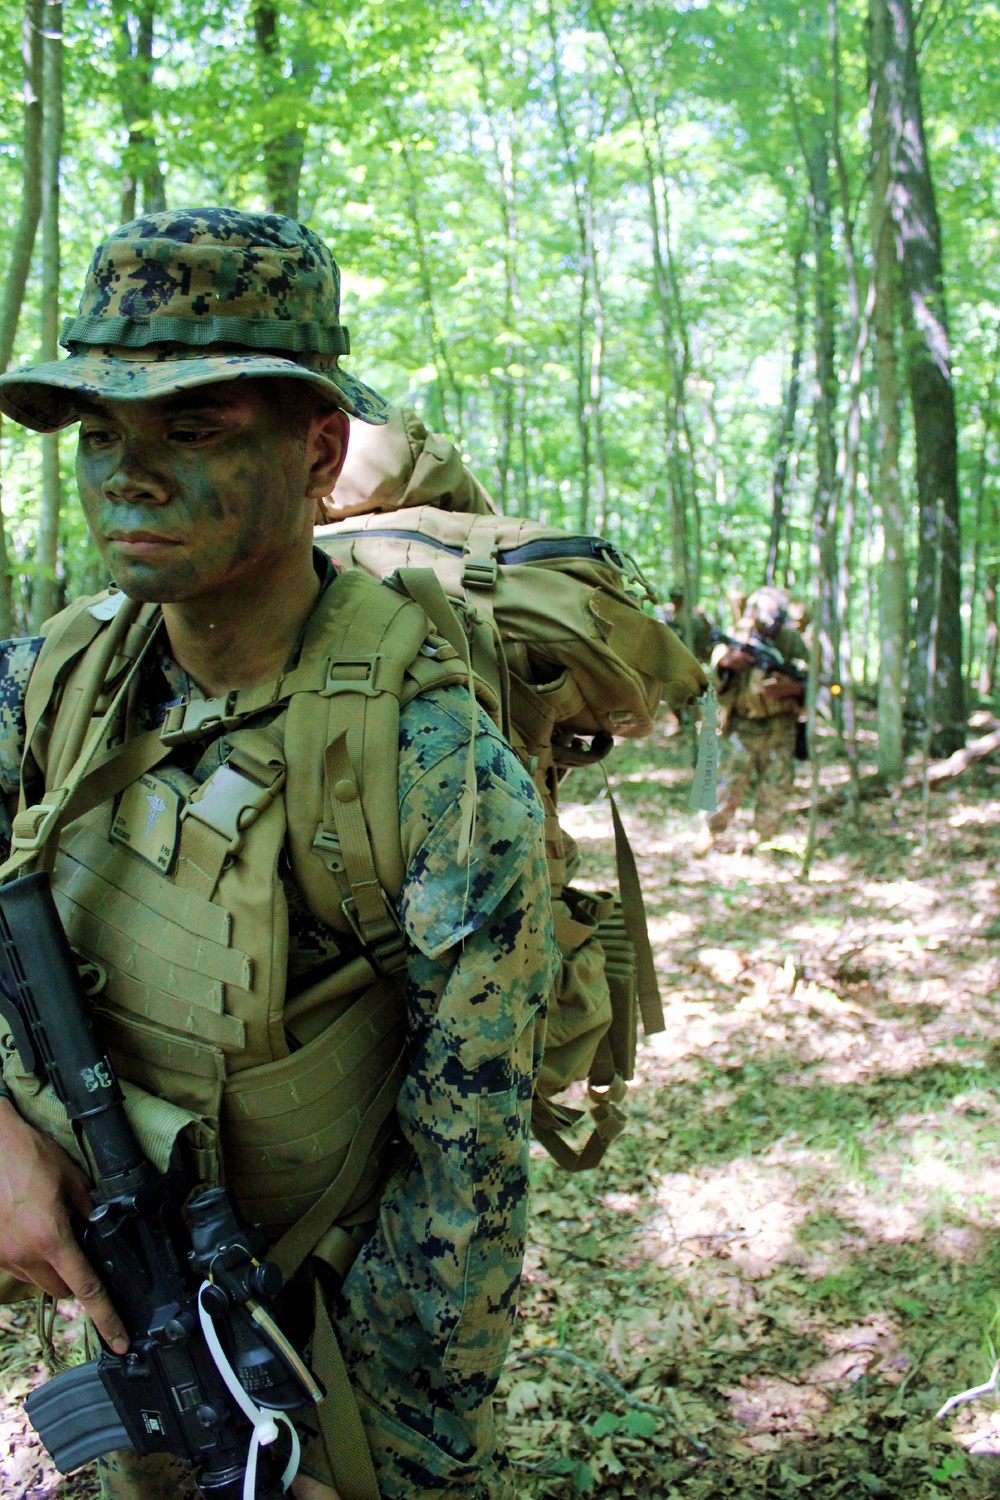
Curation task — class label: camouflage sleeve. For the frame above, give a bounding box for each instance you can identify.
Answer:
[332,687,559,1500]
[0,636,45,858]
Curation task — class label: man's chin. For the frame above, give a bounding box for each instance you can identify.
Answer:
[111,560,196,604]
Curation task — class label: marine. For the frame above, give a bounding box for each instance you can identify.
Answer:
[698,585,808,849]
[0,209,558,1500]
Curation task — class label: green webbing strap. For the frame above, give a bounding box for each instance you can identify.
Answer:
[602,771,664,1037]
[311,1289,381,1500]
[325,733,405,964]
[2,607,166,882]
[531,1076,628,1172]
[3,727,173,881]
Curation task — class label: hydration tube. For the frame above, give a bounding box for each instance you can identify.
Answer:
[197,1283,301,1500]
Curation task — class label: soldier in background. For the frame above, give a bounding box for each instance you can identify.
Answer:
[660,586,714,665]
[696,585,808,850]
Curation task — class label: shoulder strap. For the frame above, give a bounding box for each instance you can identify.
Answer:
[283,570,469,955]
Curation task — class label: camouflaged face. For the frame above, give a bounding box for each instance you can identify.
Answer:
[0,208,390,432]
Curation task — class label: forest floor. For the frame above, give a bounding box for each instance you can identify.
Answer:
[3,712,1000,1499]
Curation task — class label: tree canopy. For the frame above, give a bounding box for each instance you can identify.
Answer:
[0,0,997,762]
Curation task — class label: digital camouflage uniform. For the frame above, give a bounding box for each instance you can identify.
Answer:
[707,621,808,841]
[0,623,557,1500]
[0,211,559,1500]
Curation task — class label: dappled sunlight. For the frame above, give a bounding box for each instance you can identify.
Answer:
[500,731,1000,1496]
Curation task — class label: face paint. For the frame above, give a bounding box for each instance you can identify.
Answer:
[75,379,319,605]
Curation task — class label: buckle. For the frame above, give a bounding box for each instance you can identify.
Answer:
[341,892,408,976]
[461,559,498,590]
[180,761,285,853]
[161,693,242,746]
[10,789,69,852]
[312,826,346,874]
[322,655,383,698]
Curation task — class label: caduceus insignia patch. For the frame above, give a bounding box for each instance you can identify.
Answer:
[145,792,168,837]
[111,773,183,873]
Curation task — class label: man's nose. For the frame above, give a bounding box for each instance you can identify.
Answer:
[101,443,171,504]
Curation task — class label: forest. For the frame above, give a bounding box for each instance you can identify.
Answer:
[0,1,999,1498]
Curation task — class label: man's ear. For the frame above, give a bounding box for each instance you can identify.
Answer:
[306,407,350,500]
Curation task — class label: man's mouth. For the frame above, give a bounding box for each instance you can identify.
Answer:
[106,530,183,551]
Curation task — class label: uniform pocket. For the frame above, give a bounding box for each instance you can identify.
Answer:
[441,1084,531,1378]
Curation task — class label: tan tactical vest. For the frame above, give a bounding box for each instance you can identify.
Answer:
[717,624,807,722]
[0,569,470,1252]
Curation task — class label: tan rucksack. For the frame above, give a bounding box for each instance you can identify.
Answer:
[318,409,707,1168]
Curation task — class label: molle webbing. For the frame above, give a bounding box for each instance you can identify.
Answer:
[1,573,466,1239]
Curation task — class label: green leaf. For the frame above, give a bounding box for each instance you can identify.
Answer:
[572,1460,595,1494]
[590,1412,622,1438]
[622,1409,658,1437]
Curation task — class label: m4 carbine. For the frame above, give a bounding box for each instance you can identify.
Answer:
[711,629,807,692]
[0,871,323,1500]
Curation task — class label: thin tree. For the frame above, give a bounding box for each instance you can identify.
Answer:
[879,0,964,753]
[869,0,907,781]
[0,0,44,638]
[114,0,166,222]
[30,0,63,633]
[766,230,806,587]
[253,0,315,219]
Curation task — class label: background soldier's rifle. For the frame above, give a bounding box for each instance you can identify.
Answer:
[709,627,807,691]
[0,871,322,1500]
[710,629,809,759]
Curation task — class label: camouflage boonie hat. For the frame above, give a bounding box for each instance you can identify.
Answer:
[0,208,390,432]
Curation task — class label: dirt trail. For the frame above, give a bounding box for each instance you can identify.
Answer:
[3,721,1000,1498]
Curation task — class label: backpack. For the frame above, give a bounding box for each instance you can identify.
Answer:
[317,409,707,1168]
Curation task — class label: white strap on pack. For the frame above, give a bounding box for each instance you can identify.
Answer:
[197,1282,301,1500]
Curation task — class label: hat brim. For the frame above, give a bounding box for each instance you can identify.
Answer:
[0,350,391,432]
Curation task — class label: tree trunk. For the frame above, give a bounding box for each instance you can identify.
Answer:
[879,0,963,752]
[114,0,166,223]
[804,127,841,700]
[30,0,62,634]
[395,130,464,443]
[981,471,999,698]
[0,0,44,639]
[967,334,998,688]
[478,61,525,516]
[591,1,695,635]
[870,0,908,781]
[252,0,311,219]
[766,232,806,587]
[0,0,44,372]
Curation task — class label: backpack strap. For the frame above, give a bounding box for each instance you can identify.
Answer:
[531,1076,628,1172]
[604,775,665,1037]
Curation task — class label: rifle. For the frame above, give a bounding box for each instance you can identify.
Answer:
[710,628,807,691]
[0,871,323,1500]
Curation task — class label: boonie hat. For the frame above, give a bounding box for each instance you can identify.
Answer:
[0,208,390,432]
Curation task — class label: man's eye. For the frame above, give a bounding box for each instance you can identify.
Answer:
[169,425,218,443]
[80,428,118,447]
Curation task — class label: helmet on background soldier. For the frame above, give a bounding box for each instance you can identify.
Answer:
[744,586,789,638]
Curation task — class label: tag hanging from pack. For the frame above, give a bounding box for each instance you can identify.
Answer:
[688,690,719,813]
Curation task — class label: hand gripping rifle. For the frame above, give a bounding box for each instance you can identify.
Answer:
[0,871,323,1500]
[710,628,807,690]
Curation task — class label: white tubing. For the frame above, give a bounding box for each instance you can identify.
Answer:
[197,1281,301,1499]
